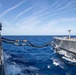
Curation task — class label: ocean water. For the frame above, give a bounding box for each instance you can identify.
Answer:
[2,36,76,75]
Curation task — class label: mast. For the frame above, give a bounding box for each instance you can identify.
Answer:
[0,23,2,66]
[0,23,2,74]
[68,30,71,39]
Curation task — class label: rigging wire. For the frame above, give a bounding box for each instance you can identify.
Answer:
[27,40,51,48]
[2,37,51,47]
[2,37,27,43]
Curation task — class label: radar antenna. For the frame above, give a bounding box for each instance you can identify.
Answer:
[68,30,71,39]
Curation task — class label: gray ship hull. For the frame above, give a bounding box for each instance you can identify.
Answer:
[53,37,76,54]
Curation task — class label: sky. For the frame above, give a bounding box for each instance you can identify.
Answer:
[0,0,76,35]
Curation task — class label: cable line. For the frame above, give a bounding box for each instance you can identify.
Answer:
[27,40,51,48]
[2,37,51,48]
[2,37,27,43]
[2,37,76,66]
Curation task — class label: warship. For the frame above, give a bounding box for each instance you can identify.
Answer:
[0,23,5,75]
[53,30,76,54]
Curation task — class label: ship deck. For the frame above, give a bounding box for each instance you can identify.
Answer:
[54,37,76,41]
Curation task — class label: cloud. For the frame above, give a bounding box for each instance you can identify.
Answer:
[13,5,35,21]
[2,17,76,35]
[22,1,70,21]
[39,1,76,19]
[1,0,76,35]
[0,0,27,18]
[40,1,76,19]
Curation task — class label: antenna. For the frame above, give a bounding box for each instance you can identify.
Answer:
[0,23,2,31]
[68,30,71,39]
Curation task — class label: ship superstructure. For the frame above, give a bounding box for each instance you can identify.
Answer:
[53,30,76,54]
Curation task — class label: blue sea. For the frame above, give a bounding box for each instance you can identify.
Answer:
[2,36,76,75]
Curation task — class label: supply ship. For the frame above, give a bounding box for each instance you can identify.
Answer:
[53,30,76,54]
